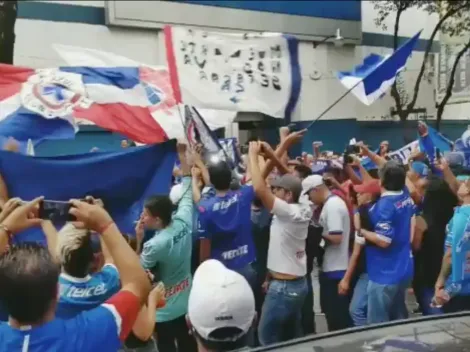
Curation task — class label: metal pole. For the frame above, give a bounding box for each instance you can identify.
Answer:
[305,78,364,130]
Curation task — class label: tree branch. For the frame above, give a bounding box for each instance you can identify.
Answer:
[0,1,17,65]
[390,7,404,119]
[406,3,469,112]
[436,40,470,129]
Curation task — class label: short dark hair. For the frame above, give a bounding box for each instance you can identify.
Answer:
[230,179,241,190]
[294,164,313,180]
[323,166,342,181]
[194,327,249,352]
[144,195,174,226]
[380,161,406,191]
[208,161,232,191]
[0,243,60,324]
[368,169,379,179]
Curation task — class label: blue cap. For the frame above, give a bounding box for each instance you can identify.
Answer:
[410,161,429,178]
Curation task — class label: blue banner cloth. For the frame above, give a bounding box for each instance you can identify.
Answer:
[0,140,176,244]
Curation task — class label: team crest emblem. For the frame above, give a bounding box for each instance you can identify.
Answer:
[138,67,177,115]
[20,69,92,119]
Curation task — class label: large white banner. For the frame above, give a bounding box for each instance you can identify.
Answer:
[164,26,301,118]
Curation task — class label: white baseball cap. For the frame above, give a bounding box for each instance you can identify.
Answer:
[302,174,324,195]
[188,259,255,341]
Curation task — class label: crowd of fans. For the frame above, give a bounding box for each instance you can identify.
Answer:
[0,121,469,351]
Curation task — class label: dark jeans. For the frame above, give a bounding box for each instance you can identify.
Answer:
[155,314,197,352]
[258,276,308,346]
[415,287,443,316]
[319,273,353,331]
[235,262,258,293]
[301,274,316,335]
[367,278,410,324]
[350,273,368,326]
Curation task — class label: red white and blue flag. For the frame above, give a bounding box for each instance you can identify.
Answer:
[0,63,176,144]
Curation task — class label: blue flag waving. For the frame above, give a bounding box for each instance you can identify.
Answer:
[0,141,176,243]
[337,30,421,105]
[418,124,452,163]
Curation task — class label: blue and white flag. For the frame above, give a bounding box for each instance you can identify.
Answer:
[219,137,240,165]
[337,30,421,105]
[164,26,302,118]
[418,124,452,163]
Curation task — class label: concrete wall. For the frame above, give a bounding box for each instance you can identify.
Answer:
[12,0,470,155]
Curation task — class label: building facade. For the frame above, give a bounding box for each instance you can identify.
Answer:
[14,0,470,155]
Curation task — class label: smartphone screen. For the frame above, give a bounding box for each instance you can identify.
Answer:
[435,147,441,159]
[39,200,75,222]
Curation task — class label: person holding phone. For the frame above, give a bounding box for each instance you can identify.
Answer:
[0,198,152,351]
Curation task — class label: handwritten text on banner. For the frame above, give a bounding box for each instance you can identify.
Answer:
[164,26,301,118]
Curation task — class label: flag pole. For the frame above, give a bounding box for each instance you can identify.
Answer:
[192,107,235,168]
[305,79,364,130]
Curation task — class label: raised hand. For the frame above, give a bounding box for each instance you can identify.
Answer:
[285,129,307,145]
[69,199,114,233]
[0,197,23,223]
[176,142,187,155]
[2,197,43,234]
[248,141,261,156]
[149,281,166,308]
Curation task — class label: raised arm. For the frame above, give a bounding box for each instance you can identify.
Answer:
[357,142,386,168]
[70,200,151,305]
[250,142,276,211]
[173,143,193,226]
[436,157,460,195]
[193,144,211,187]
[261,129,306,179]
[41,220,59,260]
[0,173,9,207]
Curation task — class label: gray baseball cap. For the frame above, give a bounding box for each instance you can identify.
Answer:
[445,151,465,168]
[270,174,302,198]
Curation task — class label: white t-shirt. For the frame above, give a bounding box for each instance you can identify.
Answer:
[267,198,312,276]
[319,195,351,273]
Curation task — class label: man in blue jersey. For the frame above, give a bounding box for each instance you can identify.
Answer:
[0,198,151,352]
[140,142,197,352]
[359,160,415,324]
[197,160,258,290]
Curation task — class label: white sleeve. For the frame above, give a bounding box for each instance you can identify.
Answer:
[272,198,312,222]
[324,198,347,235]
[272,197,298,219]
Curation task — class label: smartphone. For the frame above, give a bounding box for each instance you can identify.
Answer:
[287,123,302,132]
[39,200,75,222]
[313,141,323,147]
[435,147,441,159]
